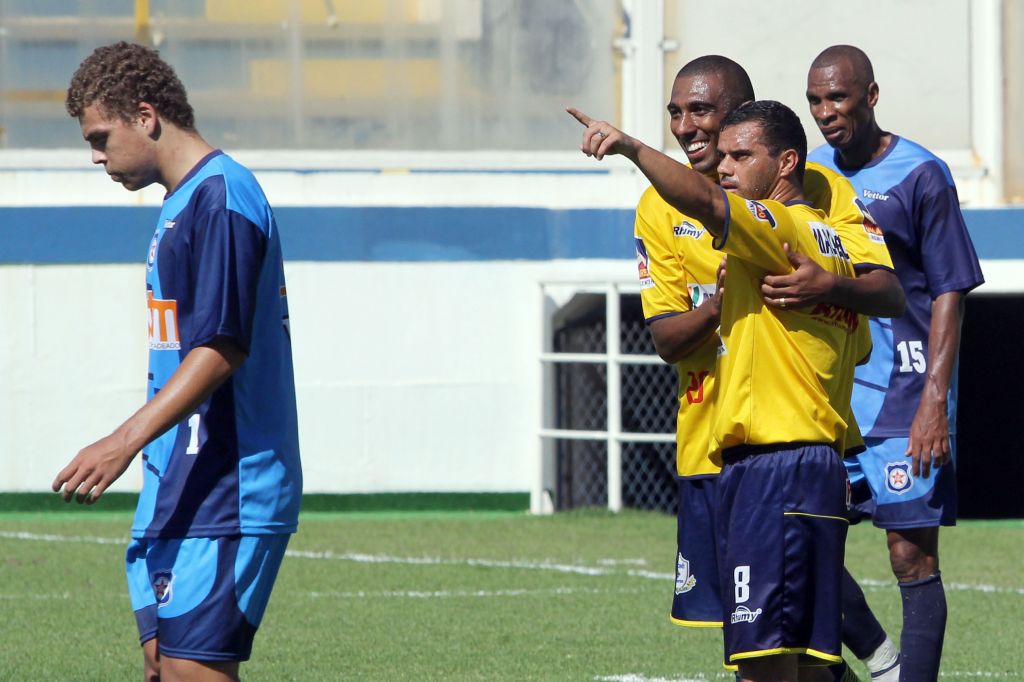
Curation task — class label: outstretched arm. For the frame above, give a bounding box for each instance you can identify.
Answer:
[761,244,906,316]
[52,336,246,504]
[567,107,727,234]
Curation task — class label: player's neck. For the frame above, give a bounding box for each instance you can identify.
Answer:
[156,128,217,195]
[837,124,891,170]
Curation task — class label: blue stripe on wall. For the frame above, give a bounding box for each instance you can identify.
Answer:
[0,205,1020,264]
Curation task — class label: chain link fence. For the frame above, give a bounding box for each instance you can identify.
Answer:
[548,290,678,513]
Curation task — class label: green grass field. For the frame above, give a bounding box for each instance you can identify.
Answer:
[1,509,1020,680]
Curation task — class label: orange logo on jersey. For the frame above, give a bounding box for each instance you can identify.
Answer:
[809,302,859,333]
[854,198,886,244]
[685,370,710,404]
[147,291,180,350]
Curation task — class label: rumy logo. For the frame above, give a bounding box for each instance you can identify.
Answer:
[148,291,181,350]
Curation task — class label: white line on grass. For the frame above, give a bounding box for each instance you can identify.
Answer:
[306,586,647,600]
[595,674,1022,681]
[4,530,1024,598]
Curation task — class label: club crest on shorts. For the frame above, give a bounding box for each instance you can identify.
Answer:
[730,605,762,624]
[151,569,175,607]
[885,461,914,495]
[675,553,697,594]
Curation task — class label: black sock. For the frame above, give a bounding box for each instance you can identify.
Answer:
[898,572,947,681]
[841,567,887,660]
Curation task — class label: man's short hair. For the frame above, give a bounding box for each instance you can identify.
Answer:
[677,55,755,111]
[722,100,807,177]
[66,41,195,129]
[810,45,875,90]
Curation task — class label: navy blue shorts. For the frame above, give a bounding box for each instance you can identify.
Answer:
[717,444,849,667]
[845,436,957,528]
[671,476,723,627]
[126,534,290,661]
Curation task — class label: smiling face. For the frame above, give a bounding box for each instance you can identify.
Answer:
[805,59,878,152]
[667,71,735,176]
[716,121,782,201]
[79,103,160,191]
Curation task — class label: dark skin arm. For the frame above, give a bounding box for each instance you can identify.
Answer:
[761,244,906,317]
[650,258,726,364]
[567,107,728,234]
[907,291,965,478]
[52,336,246,503]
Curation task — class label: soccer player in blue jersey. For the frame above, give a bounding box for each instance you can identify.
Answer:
[52,42,301,682]
[763,45,984,681]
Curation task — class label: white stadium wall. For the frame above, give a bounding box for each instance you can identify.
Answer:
[2,155,1021,496]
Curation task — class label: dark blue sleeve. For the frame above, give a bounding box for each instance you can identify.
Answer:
[187,208,268,354]
[916,162,985,299]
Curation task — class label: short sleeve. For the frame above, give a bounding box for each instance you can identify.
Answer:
[716,189,797,274]
[915,163,985,298]
[187,208,268,353]
[804,163,894,271]
[635,188,694,322]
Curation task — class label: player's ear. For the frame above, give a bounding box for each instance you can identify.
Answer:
[866,81,879,109]
[136,102,159,137]
[778,148,800,180]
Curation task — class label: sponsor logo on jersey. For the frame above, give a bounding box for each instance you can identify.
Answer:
[810,222,850,260]
[147,291,181,351]
[163,219,176,229]
[809,302,859,333]
[635,237,654,289]
[885,461,914,494]
[684,370,710,404]
[854,198,886,244]
[147,233,158,272]
[673,221,705,239]
[746,200,776,228]
[688,283,716,307]
[863,188,889,202]
[730,605,763,624]
[151,569,174,606]
[675,553,697,594]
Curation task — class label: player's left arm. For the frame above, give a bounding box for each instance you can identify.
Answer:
[52,337,246,504]
[906,291,964,478]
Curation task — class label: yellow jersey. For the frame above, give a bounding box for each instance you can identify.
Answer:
[709,190,873,460]
[635,163,891,476]
[635,185,723,477]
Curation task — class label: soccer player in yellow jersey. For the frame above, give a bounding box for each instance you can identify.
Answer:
[637,57,903,681]
[570,100,877,681]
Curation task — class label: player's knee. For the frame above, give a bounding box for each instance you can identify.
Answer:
[888,538,937,582]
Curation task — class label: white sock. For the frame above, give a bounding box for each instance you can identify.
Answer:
[862,635,900,674]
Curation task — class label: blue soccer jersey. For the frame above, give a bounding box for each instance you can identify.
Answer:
[135,150,302,539]
[809,136,984,437]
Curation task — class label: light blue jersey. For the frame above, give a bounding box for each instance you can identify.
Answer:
[134,150,301,538]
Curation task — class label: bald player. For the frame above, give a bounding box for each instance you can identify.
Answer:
[762,45,984,680]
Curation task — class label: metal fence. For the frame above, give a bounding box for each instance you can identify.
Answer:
[538,282,678,513]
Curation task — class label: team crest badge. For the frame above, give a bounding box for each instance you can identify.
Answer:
[147,233,158,271]
[675,553,697,594]
[635,237,654,289]
[151,569,174,606]
[885,462,914,495]
[745,200,776,228]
